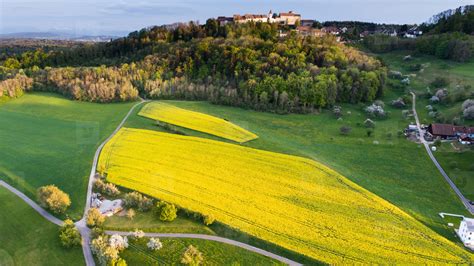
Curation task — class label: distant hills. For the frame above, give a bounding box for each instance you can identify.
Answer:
[0,32,119,42]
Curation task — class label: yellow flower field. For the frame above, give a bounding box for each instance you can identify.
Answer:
[98,128,473,264]
[138,101,258,142]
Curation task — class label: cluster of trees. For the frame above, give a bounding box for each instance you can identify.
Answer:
[1,21,387,111]
[94,179,120,196]
[37,185,71,214]
[0,73,33,98]
[420,6,474,35]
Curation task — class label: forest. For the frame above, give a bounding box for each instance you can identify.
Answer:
[0,21,386,112]
[363,7,474,62]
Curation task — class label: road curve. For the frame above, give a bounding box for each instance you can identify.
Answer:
[106,230,303,266]
[76,99,148,266]
[0,180,64,226]
[410,92,474,215]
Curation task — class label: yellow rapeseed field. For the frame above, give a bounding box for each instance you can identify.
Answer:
[138,101,258,142]
[98,128,474,264]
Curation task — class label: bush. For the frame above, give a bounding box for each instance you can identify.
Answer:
[364,119,375,128]
[461,99,474,110]
[431,77,449,88]
[94,179,120,196]
[156,201,178,222]
[463,106,474,120]
[365,103,386,118]
[109,234,128,251]
[126,209,136,220]
[87,208,105,227]
[147,238,163,251]
[333,106,343,118]
[203,214,215,226]
[391,98,406,108]
[91,235,120,266]
[37,185,71,214]
[123,192,153,212]
[340,126,352,135]
[181,245,204,266]
[59,219,81,248]
[367,130,373,137]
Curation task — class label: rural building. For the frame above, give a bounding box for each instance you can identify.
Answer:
[99,199,123,217]
[275,11,301,25]
[427,123,474,140]
[301,19,315,27]
[234,11,272,24]
[457,217,474,249]
[217,16,234,26]
[322,26,341,35]
[296,26,326,37]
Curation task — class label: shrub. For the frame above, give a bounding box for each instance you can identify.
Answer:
[147,238,163,251]
[109,234,128,251]
[339,126,351,135]
[391,98,406,108]
[156,201,177,222]
[365,103,385,118]
[123,192,153,212]
[59,219,81,248]
[94,179,120,196]
[203,214,215,226]
[430,77,449,88]
[181,245,204,266]
[463,106,474,120]
[364,119,375,128]
[435,89,448,101]
[87,208,105,227]
[434,139,442,147]
[126,209,136,220]
[461,99,474,110]
[333,105,342,118]
[429,96,439,103]
[37,185,71,214]
[91,235,120,266]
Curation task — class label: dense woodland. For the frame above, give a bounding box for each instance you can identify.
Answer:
[0,21,386,112]
[363,8,474,62]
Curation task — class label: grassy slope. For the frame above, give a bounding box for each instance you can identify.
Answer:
[0,187,84,266]
[0,93,135,217]
[104,211,214,234]
[375,51,474,201]
[122,238,284,266]
[124,99,471,242]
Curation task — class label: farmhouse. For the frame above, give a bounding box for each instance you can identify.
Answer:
[427,123,474,140]
[456,217,474,249]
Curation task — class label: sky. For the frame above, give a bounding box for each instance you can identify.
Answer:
[0,0,473,36]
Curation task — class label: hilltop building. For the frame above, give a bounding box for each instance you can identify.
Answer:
[227,10,301,26]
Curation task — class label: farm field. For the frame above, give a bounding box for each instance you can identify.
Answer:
[98,127,473,264]
[0,93,135,217]
[0,187,84,266]
[122,237,284,265]
[138,101,258,142]
[125,99,471,239]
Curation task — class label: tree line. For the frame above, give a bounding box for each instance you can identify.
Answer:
[1,21,387,112]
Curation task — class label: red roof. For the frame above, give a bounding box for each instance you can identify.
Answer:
[429,124,474,136]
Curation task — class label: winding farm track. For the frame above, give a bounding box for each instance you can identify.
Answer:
[410,92,474,215]
[106,231,303,266]
[0,98,302,266]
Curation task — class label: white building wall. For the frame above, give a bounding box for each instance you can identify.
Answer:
[458,219,474,245]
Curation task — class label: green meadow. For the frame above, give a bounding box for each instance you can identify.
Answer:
[0,93,135,217]
[0,187,84,266]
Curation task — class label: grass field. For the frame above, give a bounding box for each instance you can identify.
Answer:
[104,211,214,234]
[98,127,473,264]
[375,51,474,200]
[138,101,258,142]
[0,187,84,266]
[121,237,284,265]
[0,93,135,217]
